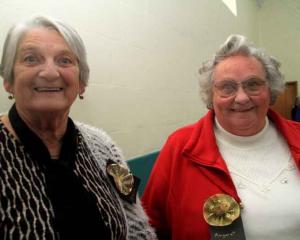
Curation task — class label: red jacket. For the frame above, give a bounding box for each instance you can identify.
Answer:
[142,109,300,240]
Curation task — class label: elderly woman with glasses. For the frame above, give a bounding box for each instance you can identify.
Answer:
[142,34,300,240]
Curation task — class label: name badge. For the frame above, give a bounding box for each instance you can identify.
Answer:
[203,194,246,240]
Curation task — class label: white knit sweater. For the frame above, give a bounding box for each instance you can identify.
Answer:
[214,118,300,240]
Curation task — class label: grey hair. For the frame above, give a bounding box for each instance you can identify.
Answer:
[199,34,284,108]
[0,15,89,86]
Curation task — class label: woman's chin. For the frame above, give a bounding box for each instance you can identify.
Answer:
[29,103,70,115]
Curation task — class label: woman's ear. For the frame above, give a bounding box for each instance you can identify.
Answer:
[79,83,85,95]
[3,80,13,94]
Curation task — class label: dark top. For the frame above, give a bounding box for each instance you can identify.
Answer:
[292,105,300,122]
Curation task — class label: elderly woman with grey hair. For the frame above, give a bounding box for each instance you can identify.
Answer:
[0,16,156,240]
[142,34,300,240]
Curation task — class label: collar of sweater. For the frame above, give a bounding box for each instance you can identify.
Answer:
[214,117,270,149]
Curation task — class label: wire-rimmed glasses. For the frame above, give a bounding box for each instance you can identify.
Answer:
[214,78,267,98]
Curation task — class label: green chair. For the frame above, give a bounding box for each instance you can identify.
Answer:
[127,151,159,196]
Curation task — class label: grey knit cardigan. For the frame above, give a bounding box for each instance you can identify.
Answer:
[76,122,157,240]
[0,119,157,240]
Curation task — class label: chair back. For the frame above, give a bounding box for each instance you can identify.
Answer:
[127,151,159,196]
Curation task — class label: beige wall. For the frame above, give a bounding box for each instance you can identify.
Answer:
[0,0,269,159]
[258,0,300,93]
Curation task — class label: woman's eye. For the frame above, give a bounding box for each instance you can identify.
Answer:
[24,55,37,64]
[58,57,73,65]
[247,81,259,87]
[222,84,235,92]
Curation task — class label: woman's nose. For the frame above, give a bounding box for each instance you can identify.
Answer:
[38,60,60,80]
[234,86,250,103]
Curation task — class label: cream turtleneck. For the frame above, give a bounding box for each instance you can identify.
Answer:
[214,117,300,240]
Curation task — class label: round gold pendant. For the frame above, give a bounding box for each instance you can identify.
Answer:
[107,163,134,196]
[203,194,240,226]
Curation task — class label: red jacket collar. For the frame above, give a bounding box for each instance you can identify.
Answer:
[183,109,300,170]
[182,110,236,198]
[183,110,225,169]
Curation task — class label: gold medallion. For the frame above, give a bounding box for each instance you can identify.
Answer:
[203,194,240,226]
[106,163,134,196]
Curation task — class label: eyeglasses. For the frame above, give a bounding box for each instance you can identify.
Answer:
[214,78,267,98]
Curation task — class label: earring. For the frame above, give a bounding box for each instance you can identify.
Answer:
[79,94,84,100]
[8,94,14,100]
[207,102,213,109]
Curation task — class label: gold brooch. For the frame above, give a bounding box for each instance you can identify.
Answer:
[106,163,134,196]
[203,194,240,226]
